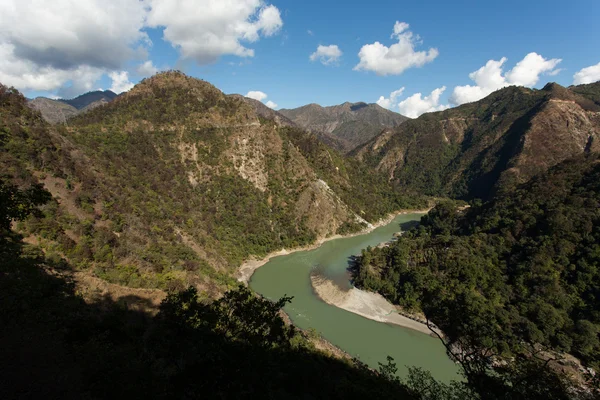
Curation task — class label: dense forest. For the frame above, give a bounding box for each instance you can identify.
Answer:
[354,154,600,396]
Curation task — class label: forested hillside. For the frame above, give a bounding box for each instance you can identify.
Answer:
[355,83,600,200]
[1,72,422,294]
[354,154,600,396]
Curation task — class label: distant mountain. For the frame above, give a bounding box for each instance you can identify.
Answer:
[28,90,118,124]
[279,102,409,153]
[355,82,600,200]
[28,97,78,124]
[60,90,118,110]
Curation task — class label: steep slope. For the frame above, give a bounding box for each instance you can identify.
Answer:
[229,94,296,127]
[279,102,409,153]
[1,72,421,293]
[356,83,600,200]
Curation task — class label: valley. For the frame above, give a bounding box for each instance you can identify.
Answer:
[2,70,600,399]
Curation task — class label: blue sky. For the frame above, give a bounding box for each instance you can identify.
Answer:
[1,0,599,116]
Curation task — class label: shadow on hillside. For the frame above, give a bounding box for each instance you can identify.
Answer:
[0,233,414,400]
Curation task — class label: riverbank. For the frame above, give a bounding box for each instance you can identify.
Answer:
[310,274,440,336]
[236,208,430,284]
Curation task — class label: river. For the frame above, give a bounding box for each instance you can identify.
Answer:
[249,213,460,382]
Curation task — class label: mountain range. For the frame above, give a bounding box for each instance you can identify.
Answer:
[279,102,409,153]
[355,82,600,200]
[28,90,118,124]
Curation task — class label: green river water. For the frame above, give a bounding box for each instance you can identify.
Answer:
[250,213,460,382]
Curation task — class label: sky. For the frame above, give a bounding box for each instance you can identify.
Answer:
[1,0,599,117]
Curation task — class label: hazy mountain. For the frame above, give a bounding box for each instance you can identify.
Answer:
[355,82,600,200]
[279,102,409,153]
[60,89,118,109]
[28,97,78,124]
[28,90,119,124]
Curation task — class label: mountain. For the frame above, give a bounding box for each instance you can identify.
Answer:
[28,90,119,124]
[60,89,118,109]
[1,72,422,294]
[279,102,409,153]
[571,81,600,106]
[28,97,78,124]
[355,83,600,200]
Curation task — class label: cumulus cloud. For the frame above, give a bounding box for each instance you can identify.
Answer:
[450,52,562,105]
[246,91,268,101]
[137,61,160,77]
[573,62,600,85]
[109,71,135,93]
[146,0,283,64]
[398,86,449,118]
[376,87,405,109]
[354,21,438,76]
[0,0,283,97]
[309,45,342,65]
[0,0,147,94]
[265,100,278,109]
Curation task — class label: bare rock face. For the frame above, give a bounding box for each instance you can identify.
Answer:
[279,102,409,153]
[356,83,600,200]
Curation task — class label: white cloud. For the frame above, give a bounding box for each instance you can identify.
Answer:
[376,87,405,109]
[146,0,283,64]
[307,30,314,36]
[265,100,278,109]
[309,45,342,65]
[398,86,450,118]
[246,91,268,101]
[450,52,562,105]
[0,0,148,71]
[354,21,438,76]
[109,71,134,93]
[0,0,147,95]
[504,52,561,87]
[137,61,160,77]
[0,0,283,97]
[573,62,600,85]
